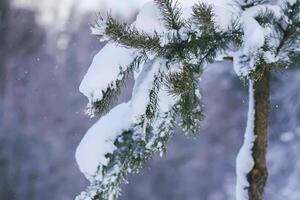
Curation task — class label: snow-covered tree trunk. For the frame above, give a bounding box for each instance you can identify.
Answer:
[237,69,270,200]
[248,69,270,200]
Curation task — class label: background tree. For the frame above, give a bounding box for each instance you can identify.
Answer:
[0,0,9,97]
[75,1,300,200]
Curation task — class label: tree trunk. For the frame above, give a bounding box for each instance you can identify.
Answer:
[247,70,270,200]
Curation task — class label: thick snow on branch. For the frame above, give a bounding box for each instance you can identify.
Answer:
[75,102,133,178]
[80,2,164,108]
[180,0,235,31]
[135,2,164,34]
[233,3,283,77]
[236,81,256,200]
[136,1,235,40]
[77,0,236,175]
[233,6,265,76]
[233,17,264,76]
[79,44,136,104]
[131,59,164,122]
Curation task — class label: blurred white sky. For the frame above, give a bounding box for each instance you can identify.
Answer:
[11,0,238,42]
[78,0,150,14]
[12,0,234,30]
[13,0,150,29]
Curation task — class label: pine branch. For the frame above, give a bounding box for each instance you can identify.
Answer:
[145,71,165,120]
[166,64,204,136]
[276,1,300,53]
[105,16,162,53]
[92,14,163,54]
[77,105,178,200]
[77,1,286,200]
[153,107,177,154]
[240,0,269,10]
[255,8,277,27]
[189,3,243,61]
[83,129,152,200]
[154,0,183,30]
[93,6,242,68]
[90,53,147,116]
[288,51,300,68]
[191,3,215,33]
[93,14,186,61]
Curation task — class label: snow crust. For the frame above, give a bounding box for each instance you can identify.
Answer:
[236,81,256,200]
[79,44,136,103]
[75,102,132,177]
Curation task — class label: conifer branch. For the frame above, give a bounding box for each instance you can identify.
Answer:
[91,53,147,116]
[77,1,300,200]
[145,71,165,121]
[154,0,183,30]
[191,3,215,33]
[166,64,204,136]
[79,105,178,200]
[275,0,300,63]
[105,16,162,53]
[240,0,269,10]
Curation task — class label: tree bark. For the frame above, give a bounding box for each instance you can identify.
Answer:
[247,70,270,200]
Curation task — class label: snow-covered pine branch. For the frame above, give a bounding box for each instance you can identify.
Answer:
[233,0,300,79]
[154,0,184,30]
[75,0,300,200]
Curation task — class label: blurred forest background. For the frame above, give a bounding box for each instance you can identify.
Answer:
[0,1,300,200]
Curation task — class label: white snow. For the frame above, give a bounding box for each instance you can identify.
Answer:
[79,43,136,104]
[233,3,285,76]
[147,85,178,150]
[233,9,265,76]
[130,59,164,123]
[213,5,236,31]
[134,0,236,46]
[236,81,256,200]
[180,0,235,31]
[75,102,133,178]
[76,0,295,197]
[134,2,164,34]
[157,86,178,113]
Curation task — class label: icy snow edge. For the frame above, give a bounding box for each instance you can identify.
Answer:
[236,81,256,200]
